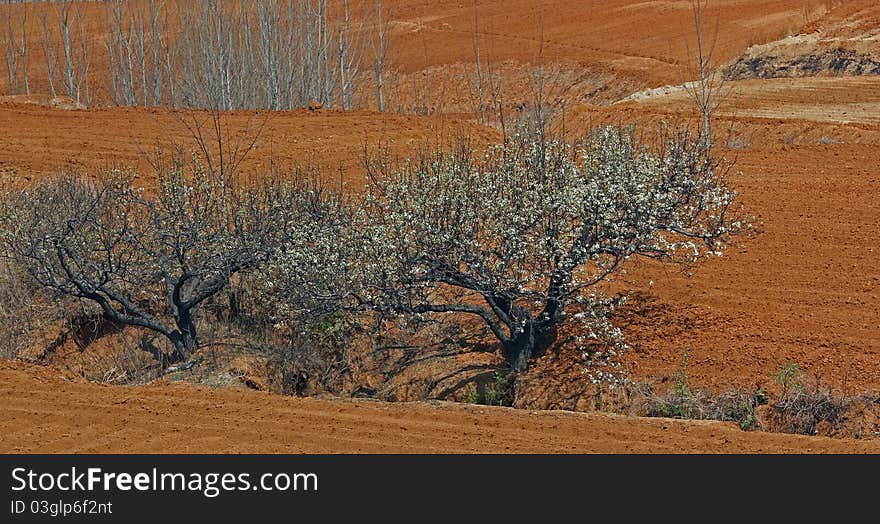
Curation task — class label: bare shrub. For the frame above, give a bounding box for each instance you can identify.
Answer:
[637,359,879,437]
[0,259,55,360]
[642,386,766,431]
[643,381,879,437]
[763,368,871,436]
[633,348,765,430]
[263,312,361,396]
[770,389,849,436]
[0,158,346,369]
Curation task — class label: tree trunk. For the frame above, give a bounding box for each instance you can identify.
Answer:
[163,310,198,366]
[227,290,240,321]
[502,318,558,372]
[167,330,195,366]
[177,308,197,353]
[502,321,538,372]
[503,327,533,372]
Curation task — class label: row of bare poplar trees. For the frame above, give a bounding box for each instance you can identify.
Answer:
[1,0,390,110]
[2,0,91,104]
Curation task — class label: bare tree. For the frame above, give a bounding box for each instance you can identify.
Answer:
[529,12,547,141]
[18,0,25,95]
[337,0,364,110]
[371,0,389,112]
[478,16,507,139]
[148,0,163,104]
[1,94,358,369]
[420,17,430,114]
[167,0,362,110]
[36,0,89,104]
[1,172,177,361]
[58,0,76,100]
[1,0,29,96]
[0,153,340,368]
[75,1,90,105]
[683,0,724,148]
[106,0,131,105]
[1,2,13,94]
[106,0,166,106]
[470,0,485,123]
[9,0,375,110]
[40,12,57,97]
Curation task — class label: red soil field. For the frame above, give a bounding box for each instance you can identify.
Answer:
[0,99,495,190]
[1,361,876,453]
[1,0,878,452]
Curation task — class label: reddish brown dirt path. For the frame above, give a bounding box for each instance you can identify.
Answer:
[0,362,876,453]
[619,77,880,125]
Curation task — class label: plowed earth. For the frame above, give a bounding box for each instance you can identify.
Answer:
[1,1,878,452]
[1,362,877,453]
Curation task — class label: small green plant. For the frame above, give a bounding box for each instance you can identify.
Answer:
[720,389,765,431]
[648,347,695,419]
[774,361,806,398]
[484,372,513,406]
[463,371,514,407]
[462,385,481,405]
[672,347,692,398]
[645,348,765,429]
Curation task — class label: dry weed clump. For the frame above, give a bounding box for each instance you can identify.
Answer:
[0,260,67,361]
[635,357,880,438]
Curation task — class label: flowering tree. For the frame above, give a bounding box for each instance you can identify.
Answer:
[356,127,748,372]
[0,163,332,368]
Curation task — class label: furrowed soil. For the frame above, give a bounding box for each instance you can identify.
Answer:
[1,0,878,452]
[1,361,877,453]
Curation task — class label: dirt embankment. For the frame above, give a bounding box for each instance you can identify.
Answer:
[719,1,880,81]
[1,361,877,453]
[725,46,880,79]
